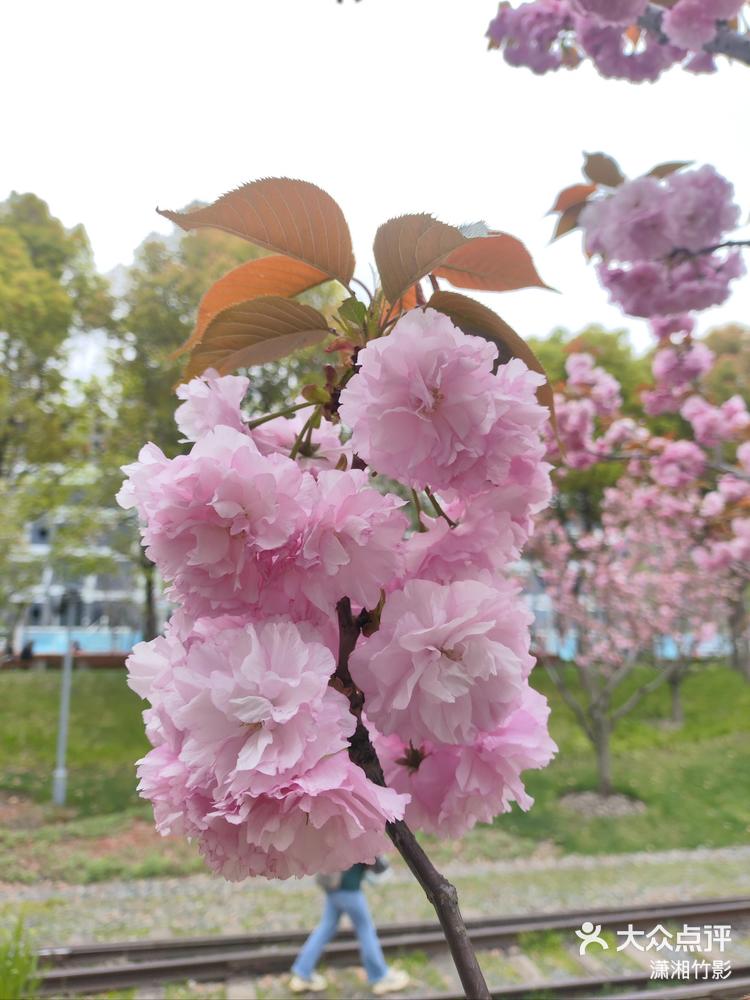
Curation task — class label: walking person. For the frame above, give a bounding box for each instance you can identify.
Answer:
[289,860,410,995]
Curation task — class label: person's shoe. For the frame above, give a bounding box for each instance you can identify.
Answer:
[289,972,328,993]
[372,968,410,995]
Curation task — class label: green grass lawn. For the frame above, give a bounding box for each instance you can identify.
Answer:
[0,661,748,883]
[503,662,750,854]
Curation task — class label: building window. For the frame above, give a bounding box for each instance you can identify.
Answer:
[29,522,50,545]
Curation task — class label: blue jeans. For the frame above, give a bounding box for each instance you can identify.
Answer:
[291,889,389,984]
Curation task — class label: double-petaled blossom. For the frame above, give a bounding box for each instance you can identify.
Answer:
[663,0,744,50]
[350,578,533,745]
[487,1,576,75]
[404,484,549,586]
[118,428,315,616]
[652,440,706,489]
[598,253,744,318]
[339,309,550,496]
[199,755,407,881]
[579,167,743,318]
[681,394,750,447]
[292,469,407,612]
[644,339,715,415]
[565,353,622,415]
[175,369,250,442]
[488,0,741,81]
[374,685,556,838]
[129,617,408,878]
[339,308,498,490]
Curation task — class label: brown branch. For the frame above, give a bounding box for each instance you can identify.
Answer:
[543,658,595,742]
[639,5,750,67]
[667,239,750,260]
[611,660,681,722]
[334,598,490,1000]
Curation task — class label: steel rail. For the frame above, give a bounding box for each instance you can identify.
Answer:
[37,896,750,997]
[420,970,750,999]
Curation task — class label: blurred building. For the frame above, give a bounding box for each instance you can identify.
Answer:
[10,512,166,659]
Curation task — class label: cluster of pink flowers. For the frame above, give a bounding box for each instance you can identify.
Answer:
[579,166,743,318]
[120,308,556,876]
[534,481,727,677]
[487,1,746,81]
[681,394,750,447]
[642,315,714,415]
[545,353,624,471]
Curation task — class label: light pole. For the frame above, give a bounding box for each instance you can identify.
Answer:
[52,586,79,807]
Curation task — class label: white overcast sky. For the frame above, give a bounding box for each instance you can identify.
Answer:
[2,0,749,359]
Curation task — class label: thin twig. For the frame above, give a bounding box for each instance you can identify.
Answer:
[425,486,458,528]
[246,400,314,430]
[289,409,318,459]
[411,489,428,532]
[334,600,490,1000]
[667,239,750,260]
[639,4,750,67]
[350,277,374,304]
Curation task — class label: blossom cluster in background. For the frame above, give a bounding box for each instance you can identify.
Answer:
[579,166,743,318]
[544,315,750,626]
[487,0,747,82]
[119,308,556,878]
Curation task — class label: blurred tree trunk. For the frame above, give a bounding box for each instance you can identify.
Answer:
[728,590,750,681]
[592,714,613,796]
[142,559,158,642]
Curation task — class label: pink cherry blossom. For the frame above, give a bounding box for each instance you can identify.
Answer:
[339,308,499,490]
[652,440,705,489]
[598,251,744,318]
[487,1,576,75]
[576,19,684,82]
[681,394,750,447]
[130,615,409,880]
[199,754,407,880]
[295,469,407,612]
[651,314,694,343]
[375,685,556,838]
[570,0,647,24]
[350,578,533,745]
[663,0,743,50]
[565,353,622,415]
[404,482,549,586]
[117,427,316,616]
[175,370,250,442]
[581,178,674,262]
[666,166,740,252]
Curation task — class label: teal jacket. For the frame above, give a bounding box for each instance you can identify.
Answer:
[338,863,367,892]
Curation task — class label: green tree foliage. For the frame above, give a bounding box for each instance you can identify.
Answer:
[0,193,112,634]
[528,325,651,527]
[704,323,750,408]
[528,324,650,415]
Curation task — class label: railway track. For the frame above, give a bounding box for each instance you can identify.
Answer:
[38,896,750,998]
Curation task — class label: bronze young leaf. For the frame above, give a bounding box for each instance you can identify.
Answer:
[434,233,551,292]
[550,183,597,214]
[373,214,466,304]
[174,256,330,358]
[158,178,355,286]
[582,152,626,188]
[182,296,331,381]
